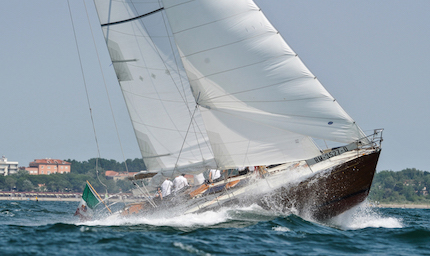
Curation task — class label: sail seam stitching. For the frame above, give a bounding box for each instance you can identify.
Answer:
[188,54,301,83]
[181,31,278,58]
[206,107,348,122]
[204,77,319,102]
[171,9,254,35]
[132,120,205,134]
[213,96,331,103]
[193,75,319,104]
[121,88,196,103]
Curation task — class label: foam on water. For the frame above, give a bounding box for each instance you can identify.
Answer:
[173,242,212,256]
[78,203,275,228]
[327,200,403,230]
[272,226,291,232]
[81,207,231,227]
[77,198,403,232]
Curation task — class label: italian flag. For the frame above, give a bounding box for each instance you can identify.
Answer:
[82,183,100,209]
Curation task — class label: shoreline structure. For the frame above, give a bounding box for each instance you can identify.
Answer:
[0,191,134,203]
[0,192,429,209]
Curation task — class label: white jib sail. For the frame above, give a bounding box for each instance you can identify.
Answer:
[161,0,367,168]
[93,0,216,174]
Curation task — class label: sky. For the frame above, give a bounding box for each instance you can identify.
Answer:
[1,0,429,172]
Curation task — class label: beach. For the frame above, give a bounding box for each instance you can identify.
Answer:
[375,203,430,209]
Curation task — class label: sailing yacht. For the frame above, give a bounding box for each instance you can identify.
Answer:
[90,0,382,221]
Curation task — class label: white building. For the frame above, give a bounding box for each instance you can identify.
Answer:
[0,156,18,176]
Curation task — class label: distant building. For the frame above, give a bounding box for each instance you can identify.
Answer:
[25,159,71,175]
[0,156,18,176]
[105,170,138,180]
[422,187,428,196]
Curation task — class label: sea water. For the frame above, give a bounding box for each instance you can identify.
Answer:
[0,200,429,255]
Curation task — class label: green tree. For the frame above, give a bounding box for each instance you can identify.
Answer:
[5,176,16,191]
[369,168,430,204]
[22,179,34,191]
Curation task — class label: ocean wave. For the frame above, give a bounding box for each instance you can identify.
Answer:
[327,201,403,230]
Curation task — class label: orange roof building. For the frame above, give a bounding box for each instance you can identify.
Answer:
[25,159,71,175]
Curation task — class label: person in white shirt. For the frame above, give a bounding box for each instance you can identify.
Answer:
[161,178,173,197]
[173,174,189,193]
[209,169,221,183]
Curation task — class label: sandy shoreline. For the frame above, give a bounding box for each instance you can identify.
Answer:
[374,203,430,209]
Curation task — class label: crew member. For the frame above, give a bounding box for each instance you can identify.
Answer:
[161,178,173,197]
[173,174,189,193]
[208,169,221,183]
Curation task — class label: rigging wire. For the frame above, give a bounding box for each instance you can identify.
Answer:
[118,2,182,159]
[67,0,108,194]
[81,0,131,175]
[159,8,211,159]
[170,104,199,178]
[130,1,214,162]
[100,0,157,205]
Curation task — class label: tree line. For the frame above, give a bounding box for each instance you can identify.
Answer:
[1,157,429,204]
[65,158,146,174]
[0,158,146,194]
[368,168,430,204]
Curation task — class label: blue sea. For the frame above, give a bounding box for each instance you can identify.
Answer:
[0,200,429,255]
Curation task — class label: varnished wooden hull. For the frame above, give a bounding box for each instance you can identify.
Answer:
[258,150,381,220]
[119,150,380,222]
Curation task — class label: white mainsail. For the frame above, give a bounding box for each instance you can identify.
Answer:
[94,0,367,172]
[161,0,367,168]
[93,0,215,174]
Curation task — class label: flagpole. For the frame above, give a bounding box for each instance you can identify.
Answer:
[86,180,112,214]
